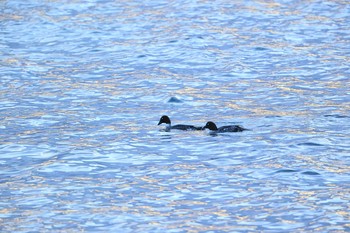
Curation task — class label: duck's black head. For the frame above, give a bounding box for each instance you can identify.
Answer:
[203,121,218,130]
[158,115,171,125]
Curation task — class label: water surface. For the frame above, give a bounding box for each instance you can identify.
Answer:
[1,0,350,232]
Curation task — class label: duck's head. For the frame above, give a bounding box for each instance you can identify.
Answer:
[203,121,218,130]
[158,115,171,125]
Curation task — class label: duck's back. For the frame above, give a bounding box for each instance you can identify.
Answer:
[218,125,247,132]
[172,124,203,131]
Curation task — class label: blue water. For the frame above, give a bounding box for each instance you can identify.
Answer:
[1,0,350,232]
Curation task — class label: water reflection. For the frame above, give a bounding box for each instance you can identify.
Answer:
[1,0,350,232]
[159,133,173,142]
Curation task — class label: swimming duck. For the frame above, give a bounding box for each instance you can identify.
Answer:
[158,115,203,131]
[203,121,247,133]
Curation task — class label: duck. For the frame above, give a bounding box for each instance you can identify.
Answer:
[158,115,203,131]
[203,121,247,133]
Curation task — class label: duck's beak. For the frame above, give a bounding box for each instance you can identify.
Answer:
[157,121,162,125]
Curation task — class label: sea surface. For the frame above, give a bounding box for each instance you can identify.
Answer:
[1,0,350,232]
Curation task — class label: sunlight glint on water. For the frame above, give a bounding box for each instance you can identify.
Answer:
[0,0,349,232]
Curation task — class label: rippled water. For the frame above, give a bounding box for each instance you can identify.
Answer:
[1,0,350,232]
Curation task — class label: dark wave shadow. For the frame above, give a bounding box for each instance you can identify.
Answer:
[275,169,299,173]
[275,169,320,176]
[297,142,324,147]
[324,114,349,118]
[301,171,320,176]
[167,97,182,103]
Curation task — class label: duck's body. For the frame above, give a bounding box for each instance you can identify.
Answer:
[170,124,202,130]
[203,121,247,133]
[158,115,203,131]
